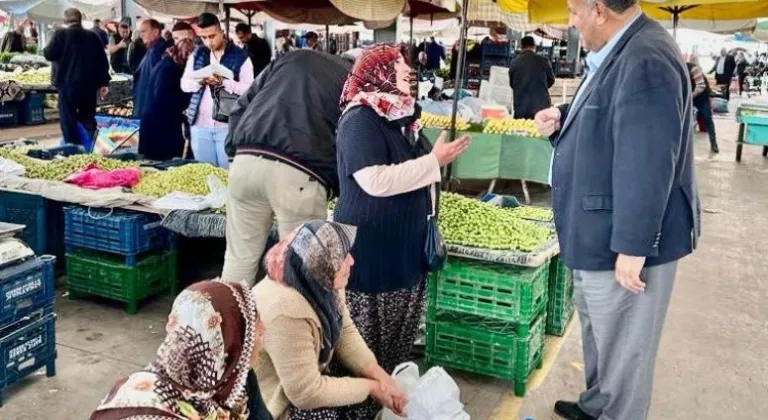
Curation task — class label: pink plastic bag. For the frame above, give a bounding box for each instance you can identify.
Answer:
[65,163,142,189]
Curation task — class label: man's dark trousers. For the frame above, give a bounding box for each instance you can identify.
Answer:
[58,84,97,145]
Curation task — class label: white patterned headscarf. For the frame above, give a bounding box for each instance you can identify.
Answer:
[90,280,258,420]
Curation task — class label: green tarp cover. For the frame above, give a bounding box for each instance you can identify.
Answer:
[423,128,553,184]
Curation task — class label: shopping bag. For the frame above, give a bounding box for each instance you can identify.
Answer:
[381,363,470,420]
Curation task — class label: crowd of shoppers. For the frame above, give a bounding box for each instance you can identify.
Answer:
[53,2,716,419]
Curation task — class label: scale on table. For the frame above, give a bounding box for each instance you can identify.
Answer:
[0,222,35,268]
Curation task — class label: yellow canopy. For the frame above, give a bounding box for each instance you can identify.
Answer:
[496,0,768,25]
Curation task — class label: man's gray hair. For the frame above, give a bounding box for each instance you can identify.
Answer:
[584,0,639,13]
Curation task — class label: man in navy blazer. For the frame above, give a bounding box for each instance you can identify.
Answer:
[535,1,700,419]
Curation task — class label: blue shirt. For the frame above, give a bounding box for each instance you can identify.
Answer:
[549,12,642,185]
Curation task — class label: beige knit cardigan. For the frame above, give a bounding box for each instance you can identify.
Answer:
[253,279,377,420]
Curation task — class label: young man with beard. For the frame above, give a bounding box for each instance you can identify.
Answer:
[181,13,254,169]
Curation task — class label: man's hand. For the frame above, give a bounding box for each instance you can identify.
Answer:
[202,75,223,87]
[431,131,470,167]
[117,40,128,49]
[99,86,109,101]
[615,254,646,293]
[534,107,562,137]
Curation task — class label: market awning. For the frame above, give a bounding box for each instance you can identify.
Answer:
[752,19,768,41]
[0,0,119,23]
[657,18,757,34]
[497,0,768,25]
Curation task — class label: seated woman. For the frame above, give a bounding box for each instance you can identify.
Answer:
[254,220,406,420]
[90,280,271,420]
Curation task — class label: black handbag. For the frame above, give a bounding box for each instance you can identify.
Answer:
[211,86,239,123]
[424,184,447,272]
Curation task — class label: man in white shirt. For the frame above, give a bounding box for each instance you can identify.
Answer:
[181,13,254,169]
[709,47,736,101]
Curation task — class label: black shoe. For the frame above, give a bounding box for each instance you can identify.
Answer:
[554,401,598,420]
[711,144,720,154]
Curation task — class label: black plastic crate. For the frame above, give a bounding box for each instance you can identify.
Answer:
[19,91,45,126]
[0,311,57,406]
[0,102,19,128]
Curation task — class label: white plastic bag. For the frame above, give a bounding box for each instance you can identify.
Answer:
[204,174,228,210]
[381,363,470,420]
[0,157,25,177]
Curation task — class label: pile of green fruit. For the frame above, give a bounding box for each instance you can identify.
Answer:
[438,192,553,252]
[0,148,138,181]
[133,163,228,197]
[506,206,553,222]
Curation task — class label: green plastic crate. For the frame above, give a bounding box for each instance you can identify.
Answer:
[428,257,548,325]
[65,250,178,314]
[425,310,546,397]
[546,257,575,336]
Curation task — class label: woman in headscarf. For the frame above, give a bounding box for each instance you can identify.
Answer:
[254,220,406,420]
[90,280,271,420]
[332,44,469,408]
[138,37,195,161]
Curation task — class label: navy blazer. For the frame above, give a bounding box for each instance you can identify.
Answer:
[551,14,701,271]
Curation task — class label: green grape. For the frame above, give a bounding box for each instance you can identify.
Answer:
[438,192,554,252]
[132,163,229,197]
[0,148,138,181]
[506,206,554,222]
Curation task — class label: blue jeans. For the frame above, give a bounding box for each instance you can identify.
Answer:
[190,126,229,168]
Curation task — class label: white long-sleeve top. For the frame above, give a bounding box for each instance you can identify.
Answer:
[353,153,442,214]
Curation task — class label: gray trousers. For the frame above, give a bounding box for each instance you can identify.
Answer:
[574,261,678,420]
[221,155,328,286]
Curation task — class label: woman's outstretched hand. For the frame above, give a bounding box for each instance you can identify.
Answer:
[432,131,471,167]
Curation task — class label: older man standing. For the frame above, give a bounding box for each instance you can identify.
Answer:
[535,1,700,420]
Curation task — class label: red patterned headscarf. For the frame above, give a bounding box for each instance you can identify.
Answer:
[339,44,417,125]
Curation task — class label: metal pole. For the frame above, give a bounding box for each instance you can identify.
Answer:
[673,7,679,39]
[409,15,414,45]
[225,5,231,37]
[326,24,330,52]
[444,0,470,185]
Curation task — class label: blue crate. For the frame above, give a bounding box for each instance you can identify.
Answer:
[0,256,56,327]
[19,91,45,126]
[0,312,56,406]
[0,102,19,128]
[0,191,66,264]
[64,206,172,265]
[482,42,510,57]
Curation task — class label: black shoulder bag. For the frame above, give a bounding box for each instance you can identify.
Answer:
[211,85,240,123]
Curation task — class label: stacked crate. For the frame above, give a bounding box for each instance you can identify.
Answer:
[63,206,178,314]
[426,257,548,396]
[0,243,57,405]
[546,256,575,336]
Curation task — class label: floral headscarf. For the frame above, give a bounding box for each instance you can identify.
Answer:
[166,38,195,67]
[265,220,357,364]
[90,280,258,420]
[339,44,419,134]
